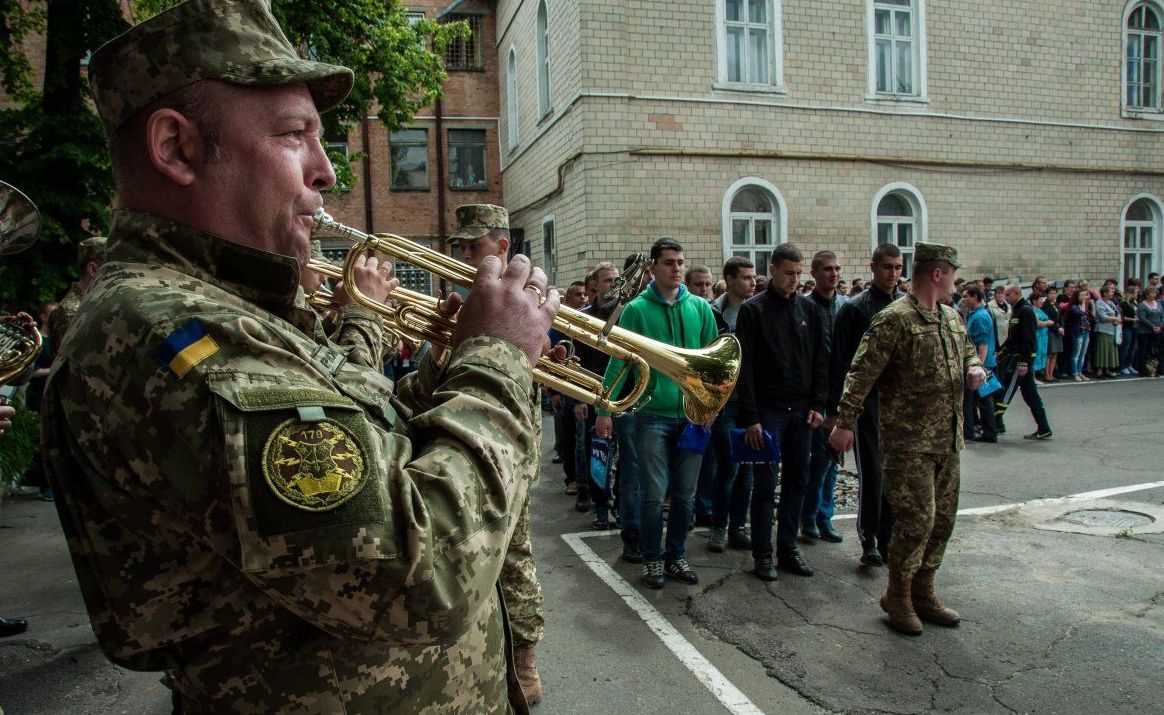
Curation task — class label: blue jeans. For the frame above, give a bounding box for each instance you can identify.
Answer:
[710,403,753,532]
[1119,330,1138,371]
[636,415,703,563]
[749,408,813,561]
[1071,333,1090,376]
[803,426,838,525]
[613,413,641,541]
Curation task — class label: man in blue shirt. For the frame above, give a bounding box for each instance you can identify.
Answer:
[962,284,998,443]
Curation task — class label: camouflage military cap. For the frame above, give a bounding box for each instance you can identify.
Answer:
[78,236,108,268]
[448,204,509,244]
[913,242,964,269]
[88,0,354,137]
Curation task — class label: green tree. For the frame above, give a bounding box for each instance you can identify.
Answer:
[0,0,465,311]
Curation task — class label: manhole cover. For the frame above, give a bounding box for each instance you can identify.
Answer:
[1058,509,1155,528]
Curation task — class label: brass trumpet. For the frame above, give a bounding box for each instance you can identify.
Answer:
[310,211,741,423]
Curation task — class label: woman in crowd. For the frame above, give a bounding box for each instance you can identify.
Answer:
[1030,292,1054,381]
[1119,284,1140,375]
[1092,284,1122,379]
[1043,286,1063,381]
[1135,285,1164,376]
[1063,289,1088,380]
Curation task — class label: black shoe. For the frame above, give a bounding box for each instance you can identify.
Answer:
[972,434,998,443]
[777,552,814,576]
[995,422,1006,434]
[592,516,611,530]
[728,528,752,550]
[817,520,843,543]
[800,520,821,540]
[665,558,699,585]
[642,561,665,589]
[621,539,643,564]
[551,454,563,464]
[574,494,593,512]
[753,558,778,582]
[1023,430,1053,441]
[0,616,28,638]
[860,540,883,566]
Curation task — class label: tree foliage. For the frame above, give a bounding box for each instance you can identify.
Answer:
[0,0,465,311]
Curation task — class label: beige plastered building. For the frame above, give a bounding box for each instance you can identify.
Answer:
[496,0,1164,285]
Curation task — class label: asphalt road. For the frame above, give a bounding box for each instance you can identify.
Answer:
[1,377,1161,714]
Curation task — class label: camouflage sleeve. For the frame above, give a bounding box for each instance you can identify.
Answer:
[393,347,442,414]
[329,303,388,369]
[835,310,898,431]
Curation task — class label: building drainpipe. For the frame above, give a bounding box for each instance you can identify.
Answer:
[435,96,447,295]
[361,116,374,233]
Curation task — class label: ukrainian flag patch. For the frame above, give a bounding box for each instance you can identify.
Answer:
[155,319,220,378]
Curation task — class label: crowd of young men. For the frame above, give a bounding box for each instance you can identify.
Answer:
[557,236,986,635]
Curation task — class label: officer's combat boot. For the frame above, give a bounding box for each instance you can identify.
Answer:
[879,571,923,636]
[514,645,543,705]
[911,569,960,626]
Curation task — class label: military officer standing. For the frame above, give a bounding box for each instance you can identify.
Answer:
[43,1,557,712]
[448,203,546,705]
[48,236,106,342]
[829,243,985,636]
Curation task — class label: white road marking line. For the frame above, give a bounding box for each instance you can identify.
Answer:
[561,479,1164,714]
[560,532,766,715]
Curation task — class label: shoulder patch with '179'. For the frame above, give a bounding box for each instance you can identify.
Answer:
[262,418,368,512]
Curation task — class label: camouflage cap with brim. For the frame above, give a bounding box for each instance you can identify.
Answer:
[914,242,964,269]
[89,0,354,137]
[78,236,108,267]
[448,204,509,244]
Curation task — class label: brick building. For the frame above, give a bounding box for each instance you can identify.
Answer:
[324,0,505,295]
[497,0,1164,286]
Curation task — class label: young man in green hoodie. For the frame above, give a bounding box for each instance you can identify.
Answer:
[596,237,719,588]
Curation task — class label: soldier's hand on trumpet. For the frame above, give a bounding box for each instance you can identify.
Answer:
[451,255,559,367]
[332,250,398,308]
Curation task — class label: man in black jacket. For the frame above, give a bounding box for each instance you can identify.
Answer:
[998,284,1053,440]
[829,243,903,566]
[737,244,828,581]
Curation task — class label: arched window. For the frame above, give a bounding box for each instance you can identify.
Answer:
[536,1,551,118]
[722,179,787,277]
[872,184,925,278]
[507,47,519,150]
[1126,3,1163,111]
[1123,196,1162,281]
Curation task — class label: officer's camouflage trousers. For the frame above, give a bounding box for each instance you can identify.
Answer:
[882,451,960,581]
[501,492,544,648]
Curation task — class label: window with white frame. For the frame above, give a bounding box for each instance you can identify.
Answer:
[874,189,922,277]
[1123,197,1161,281]
[507,48,519,150]
[1126,3,1162,111]
[718,0,781,86]
[869,0,922,96]
[727,185,780,277]
[536,0,551,117]
[542,216,557,285]
[448,129,487,189]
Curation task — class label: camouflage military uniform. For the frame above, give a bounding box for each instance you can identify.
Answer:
[44,211,536,713]
[48,283,82,346]
[835,293,981,581]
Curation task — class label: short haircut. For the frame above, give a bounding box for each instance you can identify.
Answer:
[1005,282,1022,294]
[723,255,754,279]
[913,259,953,278]
[963,285,986,303]
[623,253,641,271]
[685,265,712,282]
[569,280,585,289]
[871,243,902,263]
[591,261,617,278]
[110,81,225,193]
[1150,272,1161,280]
[1028,291,1044,302]
[770,243,803,266]
[810,250,837,271]
[650,236,684,261]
